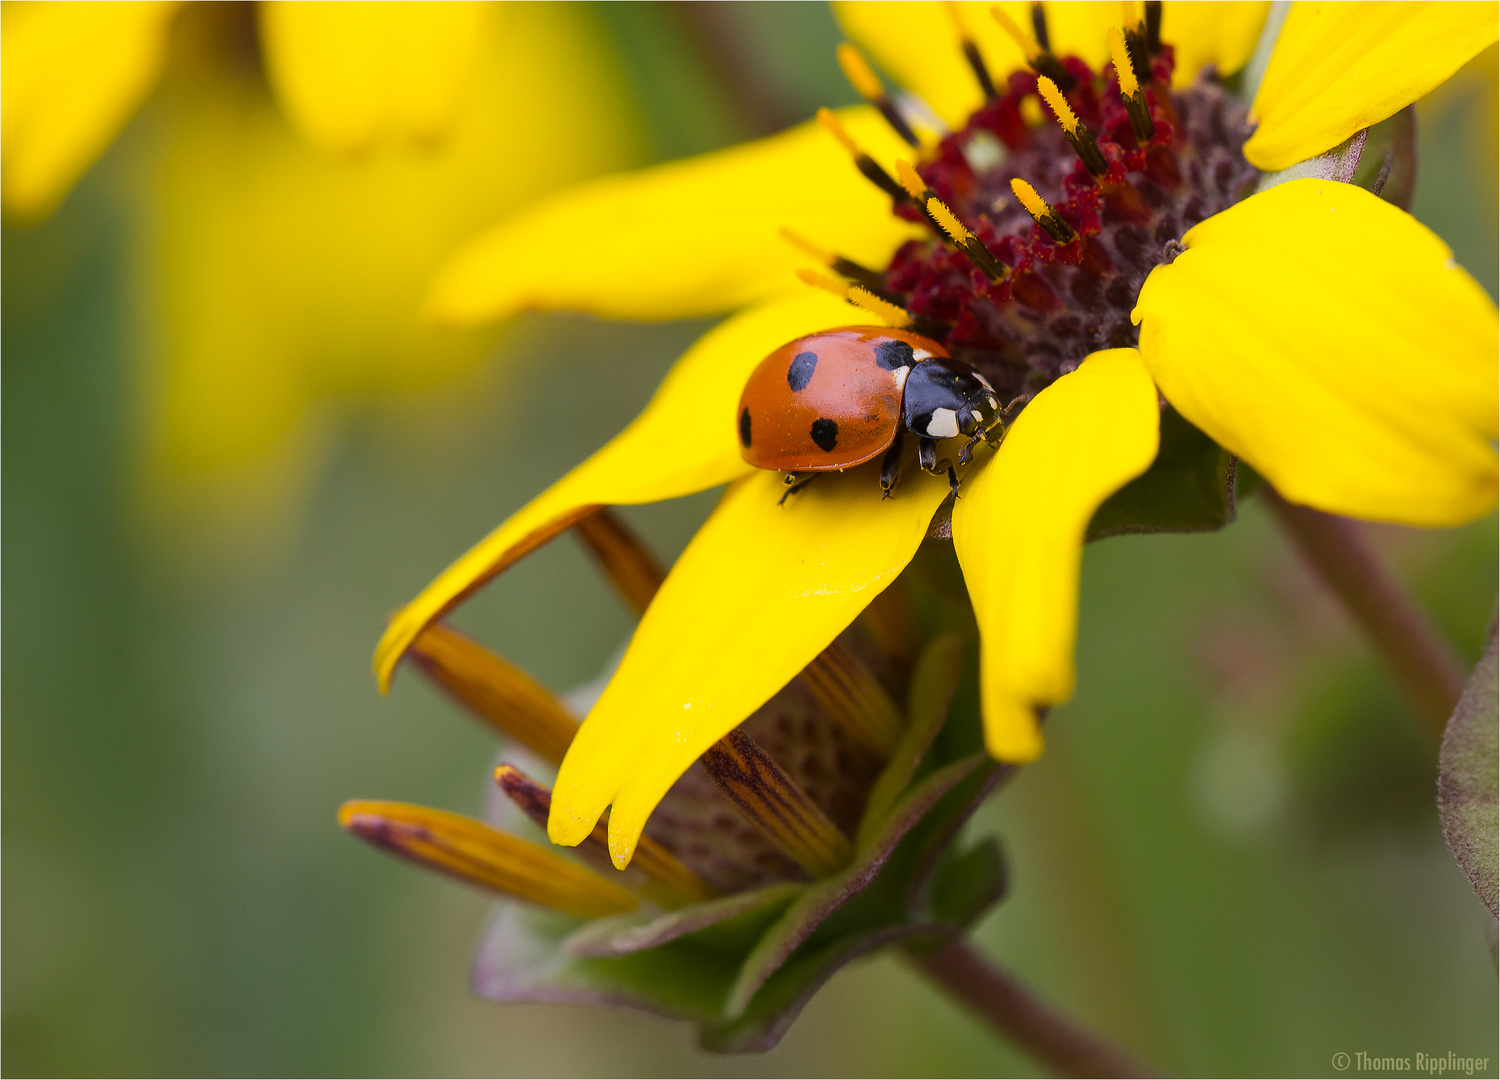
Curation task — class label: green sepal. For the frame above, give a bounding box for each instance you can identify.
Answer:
[472,662,1014,1053]
[561,882,804,959]
[928,837,1009,930]
[1086,406,1237,541]
[472,907,742,1023]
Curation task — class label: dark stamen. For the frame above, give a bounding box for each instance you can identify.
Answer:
[963,39,998,100]
[1029,2,1050,51]
[944,2,997,99]
[897,160,1009,282]
[837,43,922,148]
[1108,28,1155,143]
[992,5,1076,92]
[1144,1,1163,54]
[816,108,913,203]
[1036,77,1108,177]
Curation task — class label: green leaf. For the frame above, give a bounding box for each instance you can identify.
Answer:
[1439,612,1498,918]
[1086,406,1236,541]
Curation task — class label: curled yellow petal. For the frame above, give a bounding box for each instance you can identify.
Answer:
[258,0,483,155]
[1247,1,1500,171]
[373,289,856,691]
[833,2,1117,129]
[951,349,1159,761]
[426,107,918,325]
[339,800,638,918]
[1134,178,1498,526]
[1160,1,1270,88]
[549,465,951,869]
[1,1,181,220]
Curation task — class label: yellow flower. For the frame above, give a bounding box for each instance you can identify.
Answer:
[3,2,642,551]
[375,1,1498,872]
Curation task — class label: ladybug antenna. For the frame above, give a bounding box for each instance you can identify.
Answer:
[816,108,910,204]
[835,43,921,147]
[895,160,1009,283]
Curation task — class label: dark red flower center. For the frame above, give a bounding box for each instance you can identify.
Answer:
[873,42,1258,402]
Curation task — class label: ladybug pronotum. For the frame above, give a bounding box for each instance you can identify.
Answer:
[736,327,1011,500]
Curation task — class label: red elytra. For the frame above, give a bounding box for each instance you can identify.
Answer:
[736,327,949,473]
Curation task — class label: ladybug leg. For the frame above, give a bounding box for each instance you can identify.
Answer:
[879,429,905,499]
[946,465,961,500]
[917,435,938,474]
[778,472,816,506]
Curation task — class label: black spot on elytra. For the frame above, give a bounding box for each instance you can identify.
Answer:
[738,406,752,447]
[786,351,818,392]
[810,418,838,451]
[874,339,915,370]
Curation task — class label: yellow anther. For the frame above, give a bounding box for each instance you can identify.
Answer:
[1108,26,1140,97]
[816,107,860,156]
[1009,177,1077,243]
[848,286,913,328]
[1036,75,1079,135]
[894,158,929,200]
[927,197,974,246]
[796,267,850,298]
[836,42,886,102]
[779,227,835,265]
[943,0,968,35]
[1010,178,1050,221]
[1121,0,1142,28]
[990,5,1042,62]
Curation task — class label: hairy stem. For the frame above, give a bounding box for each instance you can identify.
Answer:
[906,941,1158,1078]
[1263,487,1466,740]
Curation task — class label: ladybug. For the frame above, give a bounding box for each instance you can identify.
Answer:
[736,327,1013,500]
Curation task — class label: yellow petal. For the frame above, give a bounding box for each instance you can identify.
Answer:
[339,800,638,918]
[135,2,641,557]
[1161,2,1271,88]
[1,1,181,220]
[258,0,484,156]
[549,465,951,868]
[1247,1,1500,171]
[951,349,1159,761]
[833,2,1118,129]
[1134,178,1499,526]
[426,107,918,325]
[373,289,856,691]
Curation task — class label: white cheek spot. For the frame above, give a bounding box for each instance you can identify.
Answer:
[893,365,910,390]
[926,408,960,439]
[912,348,933,362]
[970,410,985,425]
[986,396,998,409]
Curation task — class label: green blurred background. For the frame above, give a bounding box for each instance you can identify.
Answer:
[4,4,1496,1076]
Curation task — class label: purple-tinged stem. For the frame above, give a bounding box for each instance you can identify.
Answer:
[907,941,1159,1078]
[1263,487,1466,740]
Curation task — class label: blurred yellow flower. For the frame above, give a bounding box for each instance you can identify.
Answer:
[377,2,1497,868]
[3,1,644,555]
